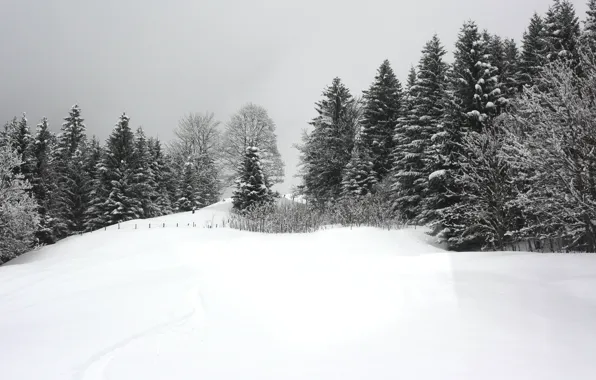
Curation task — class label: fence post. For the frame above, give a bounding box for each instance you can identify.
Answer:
[104,227,106,231]
[149,223,151,229]
[118,223,120,230]
[163,223,165,228]
[135,224,137,230]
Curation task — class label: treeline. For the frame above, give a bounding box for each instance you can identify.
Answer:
[297,0,596,252]
[0,104,284,263]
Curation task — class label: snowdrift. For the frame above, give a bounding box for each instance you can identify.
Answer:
[1,200,596,380]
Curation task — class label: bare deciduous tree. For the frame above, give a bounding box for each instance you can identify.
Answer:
[221,103,284,186]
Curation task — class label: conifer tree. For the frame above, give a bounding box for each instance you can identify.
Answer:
[360,60,403,180]
[519,13,547,88]
[426,22,504,248]
[583,0,596,52]
[101,113,143,224]
[544,0,581,63]
[393,35,449,222]
[341,131,377,197]
[232,147,273,211]
[7,113,34,182]
[300,77,357,205]
[449,22,504,131]
[175,162,202,212]
[133,127,159,218]
[83,136,108,231]
[31,118,59,243]
[502,39,521,96]
[148,137,174,215]
[54,104,89,235]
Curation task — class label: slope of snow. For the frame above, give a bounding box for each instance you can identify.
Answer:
[1,201,596,380]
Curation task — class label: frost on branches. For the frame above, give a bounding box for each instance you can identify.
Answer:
[0,143,40,263]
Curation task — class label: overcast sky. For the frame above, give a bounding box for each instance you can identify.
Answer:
[0,0,589,193]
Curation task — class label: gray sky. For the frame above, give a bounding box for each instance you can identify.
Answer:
[0,0,588,193]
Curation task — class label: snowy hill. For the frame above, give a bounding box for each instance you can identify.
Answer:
[2,200,596,379]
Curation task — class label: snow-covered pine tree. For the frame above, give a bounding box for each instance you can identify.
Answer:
[232,147,273,212]
[148,137,173,215]
[54,104,89,235]
[101,113,143,224]
[175,161,202,212]
[31,118,60,244]
[426,22,505,249]
[360,60,403,180]
[195,152,220,207]
[341,129,377,198]
[393,35,449,223]
[0,142,40,263]
[6,113,34,182]
[501,39,521,97]
[583,0,596,52]
[519,13,548,88]
[83,136,109,231]
[543,0,581,63]
[133,127,159,218]
[300,77,357,206]
[451,22,504,131]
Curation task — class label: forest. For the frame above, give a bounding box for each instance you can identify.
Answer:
[2,0,596,262]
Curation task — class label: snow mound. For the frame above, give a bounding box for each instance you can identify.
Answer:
[2,202,596,379]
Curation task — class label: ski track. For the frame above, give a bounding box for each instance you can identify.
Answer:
[74,284,207,380]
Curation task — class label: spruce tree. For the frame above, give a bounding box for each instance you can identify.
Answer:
[148,137,174,215]
[83,136,108,231]
[393,34,449,222]
[301,77,356,205]
[360,60,403,180]
[449,22,504,132]
[176,162,202,212]
[133,127,159,218]
[583,0,596,52]
[502,39,521,97]
[519,13,547,88]
[102,113,143,224]
[341,132,377,197]
[7,113,34,182]
[54,104,89,235]
[544,0,581,63]
[31,118,59,244]
[426,22,504,248]
[232,147,273,211]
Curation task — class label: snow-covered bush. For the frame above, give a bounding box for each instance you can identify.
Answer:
[0,144,40,263]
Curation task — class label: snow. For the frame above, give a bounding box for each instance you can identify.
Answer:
[2,200,596,380]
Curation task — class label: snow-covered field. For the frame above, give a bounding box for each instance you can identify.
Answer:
[2,200,596,380]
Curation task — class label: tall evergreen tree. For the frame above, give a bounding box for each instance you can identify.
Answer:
[360,60,403,180]
[519,13,547,88]
[544,0,581,62]
[232,147,274,211]
[7,114,34,181]
[393,34,449,222]
[341,130,377,197]
[300,77,357,205]
[583,0,596,52]
[83,136,108,231]
[426,22,504,248]
[175,162,202,212]
[133,127,159,218]
[501,39,521,97]
[31,118,59,244]
[449,22,504,131]
[101,113,143,224]
[54,104,89,235]
[148,137,174,215]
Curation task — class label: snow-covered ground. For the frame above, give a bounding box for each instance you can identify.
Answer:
[1,200,596,380]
